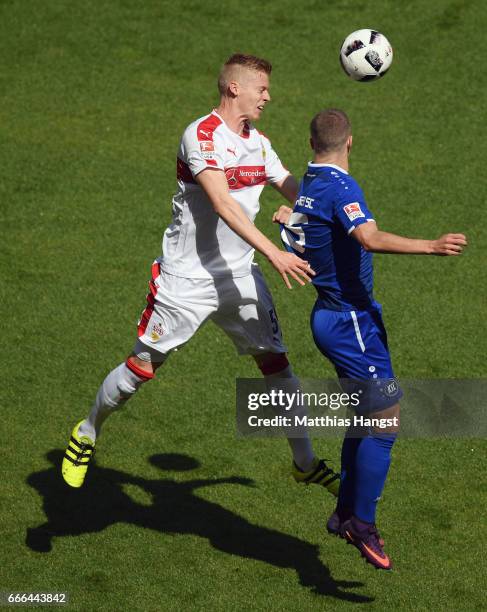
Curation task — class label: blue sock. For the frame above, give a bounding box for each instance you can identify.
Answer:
[337,436,361,518]
[354,434,397,524]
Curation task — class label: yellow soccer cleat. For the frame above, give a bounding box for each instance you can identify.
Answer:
[292,457,340,497]
[62,421,95,488]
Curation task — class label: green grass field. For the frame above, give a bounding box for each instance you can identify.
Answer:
[1,0,486,609]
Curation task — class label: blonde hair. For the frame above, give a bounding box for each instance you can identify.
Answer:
[218,54,272,95]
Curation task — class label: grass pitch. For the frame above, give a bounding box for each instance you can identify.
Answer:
[1,0,486,610]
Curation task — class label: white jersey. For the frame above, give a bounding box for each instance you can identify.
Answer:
[159,110,289,278]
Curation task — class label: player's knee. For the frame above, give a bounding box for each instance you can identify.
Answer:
[254,352,290,376]
[127,355,165,376]
[372,402,400,434]
[114,358,157,399]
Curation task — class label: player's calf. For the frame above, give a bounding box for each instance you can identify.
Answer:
[255,352,341,497]
[62,356,162,488]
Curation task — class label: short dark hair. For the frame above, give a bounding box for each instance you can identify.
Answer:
[310,109,351,154]
[218,54,272,94]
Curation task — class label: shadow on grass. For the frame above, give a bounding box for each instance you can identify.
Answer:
[26,450,373,603]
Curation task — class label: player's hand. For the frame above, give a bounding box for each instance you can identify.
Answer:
[272,205,293,225]
[268,249,315,289]
[431,233,467,256]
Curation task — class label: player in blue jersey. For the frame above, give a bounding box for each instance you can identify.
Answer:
[274,108,467,570]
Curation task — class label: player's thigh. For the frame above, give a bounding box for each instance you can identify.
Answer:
[311,302,361,373]
[311,302,388,376]
[311,301,402,409]
[211,265,288,355]
[134,263,216,358]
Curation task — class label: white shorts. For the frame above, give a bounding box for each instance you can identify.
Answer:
[134,261,287,358]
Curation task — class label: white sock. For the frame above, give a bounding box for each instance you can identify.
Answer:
[78,363,147,441]
[264,365,315,471]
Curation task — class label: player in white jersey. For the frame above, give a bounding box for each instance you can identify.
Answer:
[162,110,290,279]
[62,54,340,498]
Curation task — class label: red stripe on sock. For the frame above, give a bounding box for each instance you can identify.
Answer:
[125,358,154,381]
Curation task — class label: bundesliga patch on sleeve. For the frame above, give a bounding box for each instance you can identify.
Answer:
[199,140,215,160]
[343,202,365,222]
[199,141,214,152]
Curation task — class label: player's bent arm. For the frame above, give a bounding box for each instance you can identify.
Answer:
[352,221,467,256]
[195,169,314,287]
[196,168,283,257]
[271,174,299,204]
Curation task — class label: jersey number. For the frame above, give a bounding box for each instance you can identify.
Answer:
[280,212,309,254]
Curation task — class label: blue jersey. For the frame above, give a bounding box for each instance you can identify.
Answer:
[281,163,375,311]
[281,163,401,409]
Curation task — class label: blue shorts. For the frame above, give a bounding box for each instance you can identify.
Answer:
[311,300,402,412]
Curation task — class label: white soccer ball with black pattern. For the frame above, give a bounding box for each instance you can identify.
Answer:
[340,29,393,81]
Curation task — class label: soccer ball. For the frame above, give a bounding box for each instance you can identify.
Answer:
[340,29,393,81]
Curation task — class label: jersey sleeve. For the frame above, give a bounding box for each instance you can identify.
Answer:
[181,125,226,177]
[260,133,289,184]
[333,179,374,235]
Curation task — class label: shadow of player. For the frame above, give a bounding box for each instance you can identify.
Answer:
[26,451,372,602]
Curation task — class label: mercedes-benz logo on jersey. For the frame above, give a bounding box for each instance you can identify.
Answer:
[225,167,238,188]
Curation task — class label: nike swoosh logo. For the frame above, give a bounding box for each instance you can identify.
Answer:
[361,541,391,568]
[345,530,390,569]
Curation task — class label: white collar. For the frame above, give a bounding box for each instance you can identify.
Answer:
[212,109,251,138]
[308,162,348,175]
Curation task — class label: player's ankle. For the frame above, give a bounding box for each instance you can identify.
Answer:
[351,515,375,531]
[293,455,316,472]
[77,420,96,442]
[336,505,353,521]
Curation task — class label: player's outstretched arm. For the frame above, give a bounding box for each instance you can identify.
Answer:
[196,169,314,288]
[352,221,467,256]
